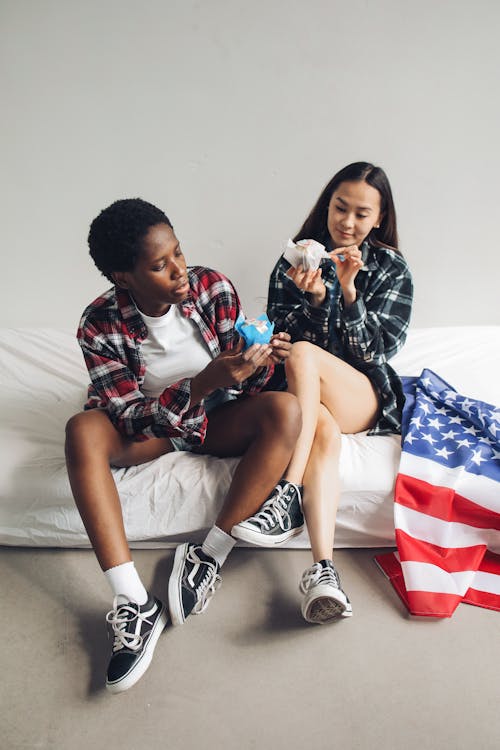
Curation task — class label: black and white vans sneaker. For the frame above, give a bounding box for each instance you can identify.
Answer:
[300,560,353,624]
[105,594,168,694]
[168,543,222,626]
[231,480,304,546]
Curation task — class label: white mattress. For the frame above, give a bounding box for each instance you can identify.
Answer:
[1,326,499,549]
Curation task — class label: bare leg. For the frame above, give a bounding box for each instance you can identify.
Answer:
[302,405,341,561]
[284,345,321,485]
[283,341,379,562]
[198,391,302,532]
[65,409,174,571]
[65,392,301,568]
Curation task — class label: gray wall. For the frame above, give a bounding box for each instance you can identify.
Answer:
[2,0,499,328]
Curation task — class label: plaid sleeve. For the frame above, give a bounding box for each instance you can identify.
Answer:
[266,257,332,348]
[193,267,274,393]
[340,253,413,365]
[79,322,207,443]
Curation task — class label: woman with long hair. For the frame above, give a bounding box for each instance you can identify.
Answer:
[232,162,413,624]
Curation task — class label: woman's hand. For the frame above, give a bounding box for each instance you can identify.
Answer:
[266,331,292,365]
[329,245,363,305]
[191,339,272,402]
[286,265,327,307]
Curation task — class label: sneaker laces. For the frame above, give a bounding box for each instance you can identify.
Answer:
[244,483,299,532]
[300,562,341,595]
[106,596,154,653]
[187,547,222,615]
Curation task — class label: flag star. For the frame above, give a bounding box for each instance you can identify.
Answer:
[421,377,433,388]
[435,446,453,459]
[420,403,431,415]
[434,407,448,416]
[418,392,432,402]
[461,398,477,412]
[405,433,418,445]
[442,430,458,440]
[428,417,444,430]
[422,432,437,445]
[410,416,423,429]
[448,415,463,425]
[470,449,486,466]
[456,438,472,448]
[491,449,500,461]
[490,423,499,436]
[443,389,457,400]
[463,425,479,436]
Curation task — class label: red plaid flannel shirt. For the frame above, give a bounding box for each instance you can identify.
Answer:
[78,266,273,443]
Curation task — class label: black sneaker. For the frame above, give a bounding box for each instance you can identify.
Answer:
[300,560,353,624]
[105,594,168,694]
[168,543,222,626]
[231,480,304,546]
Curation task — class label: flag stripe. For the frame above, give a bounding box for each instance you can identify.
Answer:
[395,503,500,551]
[395,473,500,530]
[374,550,500,615]
[400,560,476,595]
[374,551,403,580]
[398,453,499,511]
[375,551,462,617]
[478,549,500,575]
[463,588,500,612]
[467,570,500,595]
[406,589,462,617]
[395,529,487,572]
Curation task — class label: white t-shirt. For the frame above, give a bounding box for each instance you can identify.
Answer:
[138,304,213,398]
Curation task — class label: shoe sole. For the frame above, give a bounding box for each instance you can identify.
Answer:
[302,586,353,624]
[106,601,169,694]
[168,542,190,626]
[231,523,305,547]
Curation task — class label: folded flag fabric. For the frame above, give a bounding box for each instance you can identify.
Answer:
[375,369,500,617]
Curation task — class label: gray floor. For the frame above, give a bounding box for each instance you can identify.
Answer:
[2,546,499,750]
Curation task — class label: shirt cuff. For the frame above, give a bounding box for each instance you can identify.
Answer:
[341,296,366,328]
[158,378,193,426]
[304,293,332,321]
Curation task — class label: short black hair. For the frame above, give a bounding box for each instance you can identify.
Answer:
[88,198,172,282]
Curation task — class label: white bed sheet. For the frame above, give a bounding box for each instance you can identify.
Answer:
[1,326,498,549]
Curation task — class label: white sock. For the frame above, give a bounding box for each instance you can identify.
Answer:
[104,561,148,605]
[202,525,236,567]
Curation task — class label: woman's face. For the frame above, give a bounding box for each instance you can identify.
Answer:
[113,223,189,316]
[327,180,382,249]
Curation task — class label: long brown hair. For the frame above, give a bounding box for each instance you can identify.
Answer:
[293,162,400,253]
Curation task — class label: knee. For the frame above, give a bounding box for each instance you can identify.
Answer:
[314,410,341,456]
[65,410,112,464]
[259,391,302,445]
[65,412,91,463]
[285,340,317,375]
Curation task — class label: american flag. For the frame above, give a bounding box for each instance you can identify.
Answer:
[375,368,500,617]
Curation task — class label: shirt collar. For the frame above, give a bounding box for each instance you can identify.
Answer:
[116,287,147,338]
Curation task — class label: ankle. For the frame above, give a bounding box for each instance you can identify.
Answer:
[202,525,235,567]
[104,561,148,605]
[283,476,303,489]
